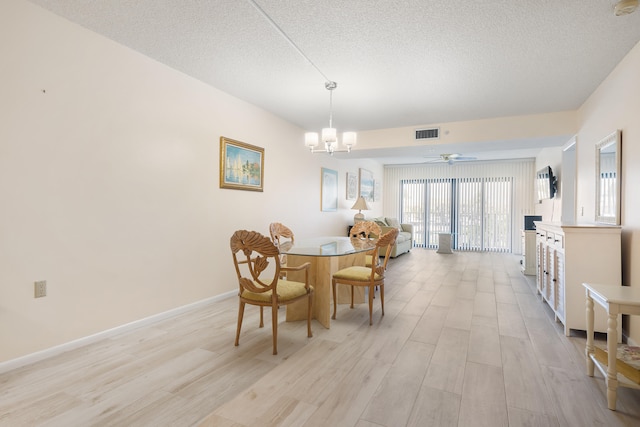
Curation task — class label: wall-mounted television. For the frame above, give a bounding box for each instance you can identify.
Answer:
[536,166,557,200]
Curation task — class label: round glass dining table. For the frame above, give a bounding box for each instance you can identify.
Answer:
[279,236,377,328]
[279,236,376,256]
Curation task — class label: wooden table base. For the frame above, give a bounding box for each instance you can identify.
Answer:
[285,252,366,328]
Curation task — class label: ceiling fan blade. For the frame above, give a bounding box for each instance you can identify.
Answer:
[421,153,477,163]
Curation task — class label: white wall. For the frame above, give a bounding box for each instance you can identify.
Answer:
[576,40,640,342]
[534,147,563,222]
[0,0,383,363]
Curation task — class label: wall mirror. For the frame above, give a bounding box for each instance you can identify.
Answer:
[595,130,621,225]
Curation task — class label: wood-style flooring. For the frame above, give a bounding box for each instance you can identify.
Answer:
[1,249,640,426]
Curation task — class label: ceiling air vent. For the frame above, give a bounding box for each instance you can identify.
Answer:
[415,128,439,140]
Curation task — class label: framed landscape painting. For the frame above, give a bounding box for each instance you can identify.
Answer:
[220,136,264,192]
[321,168,338,211]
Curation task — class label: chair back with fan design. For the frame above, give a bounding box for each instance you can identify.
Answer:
[349,221,382,268]
[332,228,399,325]
[230,229,312,355]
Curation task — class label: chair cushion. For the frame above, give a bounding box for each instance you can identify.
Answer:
[333,266,381,281]
[241,280,311,303]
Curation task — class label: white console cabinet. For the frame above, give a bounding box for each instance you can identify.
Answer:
[534,222,621,337]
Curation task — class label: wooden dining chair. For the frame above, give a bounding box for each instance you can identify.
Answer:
[269,222,295,278]
[349,221,382,267]
[332,228,399,325]
[269,222,295,245]
[230,230,313,355]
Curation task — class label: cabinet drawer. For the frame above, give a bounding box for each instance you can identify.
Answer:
[546,232,555,245]
[547,232,563,249]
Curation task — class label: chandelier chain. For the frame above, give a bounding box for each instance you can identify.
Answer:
[247,0,332,83]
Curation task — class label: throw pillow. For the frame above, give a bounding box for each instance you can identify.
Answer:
[372,217,388,226]
[386,217,402,231]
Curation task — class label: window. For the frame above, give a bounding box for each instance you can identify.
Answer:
[401,177,512,252]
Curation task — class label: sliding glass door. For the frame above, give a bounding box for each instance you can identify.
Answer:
[401,177,512,252]
[456,178,483,250]
[427,179,452,248]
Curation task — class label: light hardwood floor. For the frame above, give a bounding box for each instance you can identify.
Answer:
[2,249,640,426]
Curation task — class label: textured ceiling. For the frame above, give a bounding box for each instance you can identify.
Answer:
[26,0,640,162]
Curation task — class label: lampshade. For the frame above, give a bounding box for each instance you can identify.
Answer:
[305,132,319,148]
[342,132,357,149]
[351,196,370,222]
[614,0,638,15]
[351,196,370,211]
[321,127,337,145]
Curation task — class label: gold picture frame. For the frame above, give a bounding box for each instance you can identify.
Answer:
[220,137,264,192]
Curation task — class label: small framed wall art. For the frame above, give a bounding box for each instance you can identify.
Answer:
[346,172,358,200]
[321,167,338,211]
[220,137,264,192]
[374,179,381,202]
[359,168,374,202]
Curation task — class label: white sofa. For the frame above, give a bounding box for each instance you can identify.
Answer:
[369,217,414,258]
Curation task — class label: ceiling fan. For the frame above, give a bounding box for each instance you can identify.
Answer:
[423,153,478,165]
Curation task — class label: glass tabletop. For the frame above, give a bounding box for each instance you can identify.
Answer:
[279,236,377,257]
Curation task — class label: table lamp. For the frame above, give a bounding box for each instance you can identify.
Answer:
[351,196,370,223]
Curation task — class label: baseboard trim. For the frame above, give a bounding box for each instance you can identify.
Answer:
[0,291,236,374]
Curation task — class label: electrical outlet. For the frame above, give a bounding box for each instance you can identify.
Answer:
[34,280,47,298]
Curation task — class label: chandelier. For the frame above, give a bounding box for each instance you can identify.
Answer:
[247,0,356,155]
[304,81,357,155]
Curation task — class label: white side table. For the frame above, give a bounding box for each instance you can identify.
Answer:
[583,282,640,410]
[436,233,453,254]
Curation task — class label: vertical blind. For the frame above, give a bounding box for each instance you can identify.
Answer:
[457,178,484,251]
[401,177,512,252]
[384,160,536,254]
